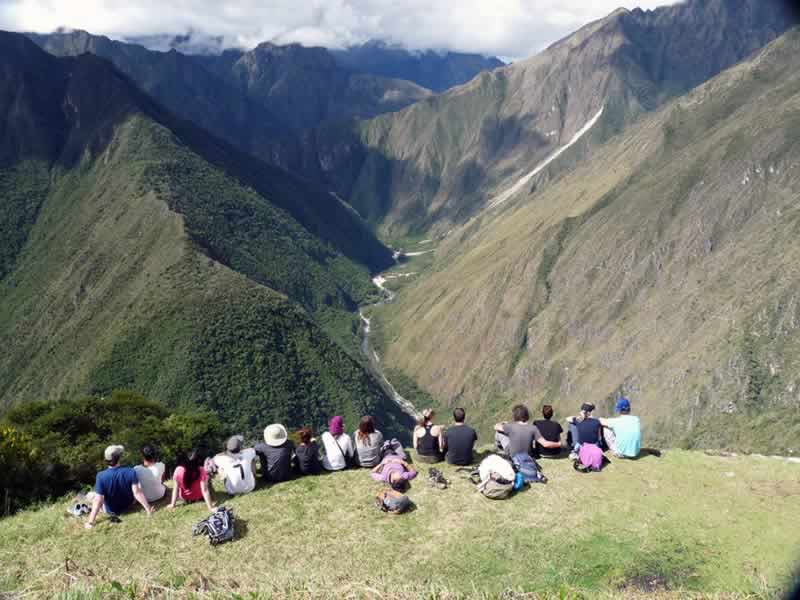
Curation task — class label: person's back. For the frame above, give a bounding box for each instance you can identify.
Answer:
[533,405,563,457]
[414,409,444,463]
[321,416,354,471]
[354,415,383,467]
[444,408,477,466]
[354,430,384,467]
[502,421,541,457]
[603,414,642,458]
[95,464,139,515]
[575,416,602,446]
[214,436,256,494]
[255,424,294,483]
[133,444,166,502]
[295,427,322,475]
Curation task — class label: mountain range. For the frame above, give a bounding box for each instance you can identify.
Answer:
[0,31,411,435]
[2,0,800,452]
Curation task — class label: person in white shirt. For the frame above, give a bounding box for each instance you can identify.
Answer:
[133,444,166,503]
[321,415,354,471]
[213,435,257,494]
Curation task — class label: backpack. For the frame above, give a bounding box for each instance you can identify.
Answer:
[512,453,547,484]
[473,454,515,500]
[375,489,411,514]
[192,506,235,545]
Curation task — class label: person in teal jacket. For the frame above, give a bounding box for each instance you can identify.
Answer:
[599,398,641,458]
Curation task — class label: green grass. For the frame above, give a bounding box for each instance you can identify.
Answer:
[1,450,797,599]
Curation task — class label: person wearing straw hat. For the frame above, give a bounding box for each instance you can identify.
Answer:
[84,445,153,529]
[255,424,295,483]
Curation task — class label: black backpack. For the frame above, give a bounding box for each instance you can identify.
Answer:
[192,506,235,545]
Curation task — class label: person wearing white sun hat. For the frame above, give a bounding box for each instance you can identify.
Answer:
[255,424,295,483]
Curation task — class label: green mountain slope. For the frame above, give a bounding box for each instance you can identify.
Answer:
[1,450,798,598]
[0,32,410,434]
[273,0,795,238]
[371,28,800,452]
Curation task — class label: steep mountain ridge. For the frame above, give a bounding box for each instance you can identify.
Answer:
[273,0,795,237]
[371,27,800,452]
[0,32,410,434]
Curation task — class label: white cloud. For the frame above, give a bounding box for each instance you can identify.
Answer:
[0,0,683,59]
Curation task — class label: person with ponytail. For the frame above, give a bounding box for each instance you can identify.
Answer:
[413,409,444,463]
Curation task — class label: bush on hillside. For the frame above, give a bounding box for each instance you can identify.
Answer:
[1,391,223,514]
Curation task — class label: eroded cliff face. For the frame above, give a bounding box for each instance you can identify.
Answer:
[374,30,800,452]
[266,0,796,238]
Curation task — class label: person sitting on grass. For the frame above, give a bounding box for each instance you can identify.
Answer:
[168,449,214,512]
[294,427,322,475]
[321,416,355,471]
[213,435,257,495]
[598,398,660,458]
[494,404,562,457]
[133,444,167,504]
[84,445,153,529]
[370,454,417,491]
[533,405,564,459]
[443,407,478,466]
[413,409,444,463]
[565,403,602,460]
[354,415,384,467]
[255,424,295,483]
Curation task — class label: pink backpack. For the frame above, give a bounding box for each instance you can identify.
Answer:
[578,443,604,471]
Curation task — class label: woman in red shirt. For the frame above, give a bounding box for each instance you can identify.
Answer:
[168,449,215,512]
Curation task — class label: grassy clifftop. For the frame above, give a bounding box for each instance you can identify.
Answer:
[0,450,797,598]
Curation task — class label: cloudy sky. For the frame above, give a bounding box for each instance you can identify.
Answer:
[0,0,682,60]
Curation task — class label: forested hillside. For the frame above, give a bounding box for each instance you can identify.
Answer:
[0,32,411,437]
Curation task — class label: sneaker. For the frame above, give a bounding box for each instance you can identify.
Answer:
[66,503,89,518]
[568,451,578,461]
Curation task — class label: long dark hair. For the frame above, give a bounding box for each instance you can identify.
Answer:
[176,449,203,488]
[357,415,375,442]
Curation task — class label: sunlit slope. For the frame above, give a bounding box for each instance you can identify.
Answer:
[374,29,800,452]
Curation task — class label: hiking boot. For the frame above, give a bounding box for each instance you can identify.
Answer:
[568,451,578,461]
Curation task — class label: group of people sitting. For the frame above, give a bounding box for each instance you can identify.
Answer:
[81,399,646,528]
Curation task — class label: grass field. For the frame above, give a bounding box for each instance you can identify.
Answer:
[1,449,798,599]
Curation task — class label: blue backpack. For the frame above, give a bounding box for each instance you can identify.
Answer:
[512,453,547,484]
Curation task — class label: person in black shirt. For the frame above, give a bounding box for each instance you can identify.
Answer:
[443,408,478,466]
[254,424,295,483]
[294,427,322,475]
[565,403,602,460]
[533,405,564,458]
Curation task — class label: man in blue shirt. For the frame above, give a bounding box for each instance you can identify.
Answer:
[599,398,642,458]
[85,445,153,529]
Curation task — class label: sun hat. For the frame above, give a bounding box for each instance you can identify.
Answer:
[329,416,344,436]
[104,445,124,462]
[263,424,288,447]
[615,397,631,413]
[225,435,243,453]
[580,403,595,413]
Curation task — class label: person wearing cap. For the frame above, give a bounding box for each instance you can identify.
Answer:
[255,424,295,483]
[321,416,355,471]
[564,403,603,460]
[213,435,257,495]
[84,445,153,529]
[494,404,562,458]
[413,408,444,463]
[599,398,642,459]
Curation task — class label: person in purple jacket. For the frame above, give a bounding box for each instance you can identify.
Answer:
[370,455,417,491]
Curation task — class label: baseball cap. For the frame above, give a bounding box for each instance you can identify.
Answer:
[104,444,124,462]
[615,397,631,412]
[226,435,243,453]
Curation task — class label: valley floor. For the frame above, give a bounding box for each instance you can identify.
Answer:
[1,450,798,599]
